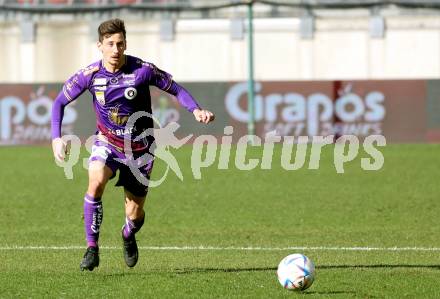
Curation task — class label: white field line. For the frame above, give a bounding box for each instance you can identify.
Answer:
[0,245,440,252]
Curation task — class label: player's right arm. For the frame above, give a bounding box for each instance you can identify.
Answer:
[51,66,96,162]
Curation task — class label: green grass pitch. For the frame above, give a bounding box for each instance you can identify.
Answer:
[0,144,439,298]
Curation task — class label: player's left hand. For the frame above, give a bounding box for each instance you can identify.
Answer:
[193,109,215,124]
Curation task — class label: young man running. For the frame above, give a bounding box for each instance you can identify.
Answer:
[51,18,215,271]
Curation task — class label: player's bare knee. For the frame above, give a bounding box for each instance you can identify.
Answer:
[125,193,145,219]
[87,180,107,198]
[126,197,144,209]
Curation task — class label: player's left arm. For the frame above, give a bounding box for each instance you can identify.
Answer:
[167,82,215,124]
[147,63,215,124]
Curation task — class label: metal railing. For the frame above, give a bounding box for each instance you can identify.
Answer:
[2,0,440,15]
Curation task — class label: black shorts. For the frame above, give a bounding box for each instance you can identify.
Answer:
[89,141,154,197]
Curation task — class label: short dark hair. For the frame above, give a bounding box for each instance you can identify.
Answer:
[98,18,126,42]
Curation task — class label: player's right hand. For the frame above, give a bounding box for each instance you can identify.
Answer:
[52,137,67,163]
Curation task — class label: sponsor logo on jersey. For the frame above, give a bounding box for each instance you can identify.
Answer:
[124,87,137,100]
[95,91,105,105]
[123,79,136,86]
[93,78,107,86]
[122,73,135,79]
[112,127,136,136]
[95,86,107,91]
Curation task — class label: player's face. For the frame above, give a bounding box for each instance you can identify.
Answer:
[98,33,127,68]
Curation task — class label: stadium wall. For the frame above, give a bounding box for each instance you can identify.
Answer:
[1,15,440,82]
[0,79,439,145]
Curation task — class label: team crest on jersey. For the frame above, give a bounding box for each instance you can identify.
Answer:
[95,91,105,105]
[110,77,119,85]
[124,87,137,100]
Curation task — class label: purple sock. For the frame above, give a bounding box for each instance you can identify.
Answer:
[122,213,145,240]
[84,194,103,248]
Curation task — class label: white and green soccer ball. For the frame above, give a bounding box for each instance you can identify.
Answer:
[277,254,315,291]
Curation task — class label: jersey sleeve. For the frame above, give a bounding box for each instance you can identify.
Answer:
[51,65,97,139]
[141,62,201,112]
[51,91,70,139]
[143,62,174,92]
[62,72,86,102]
[167,81,201,112]
[62,65,98,102]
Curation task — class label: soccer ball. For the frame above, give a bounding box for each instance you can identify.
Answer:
[277,254,315,291]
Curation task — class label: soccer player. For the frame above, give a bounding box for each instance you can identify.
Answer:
[51,18,215,271]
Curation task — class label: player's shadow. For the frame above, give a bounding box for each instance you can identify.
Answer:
[318,264,440,269]
[170,265,439,297]
[100,264,440,281]
[173,263,440,275]
[173,266,277,274]
[172,267,356,296]
[303,291,356,296]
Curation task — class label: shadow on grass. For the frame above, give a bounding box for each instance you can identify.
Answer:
[99,264,440,278]
[304,291,357,296]
[174,267,276,274]
[173,264,440,274]
[318,264,440,270]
